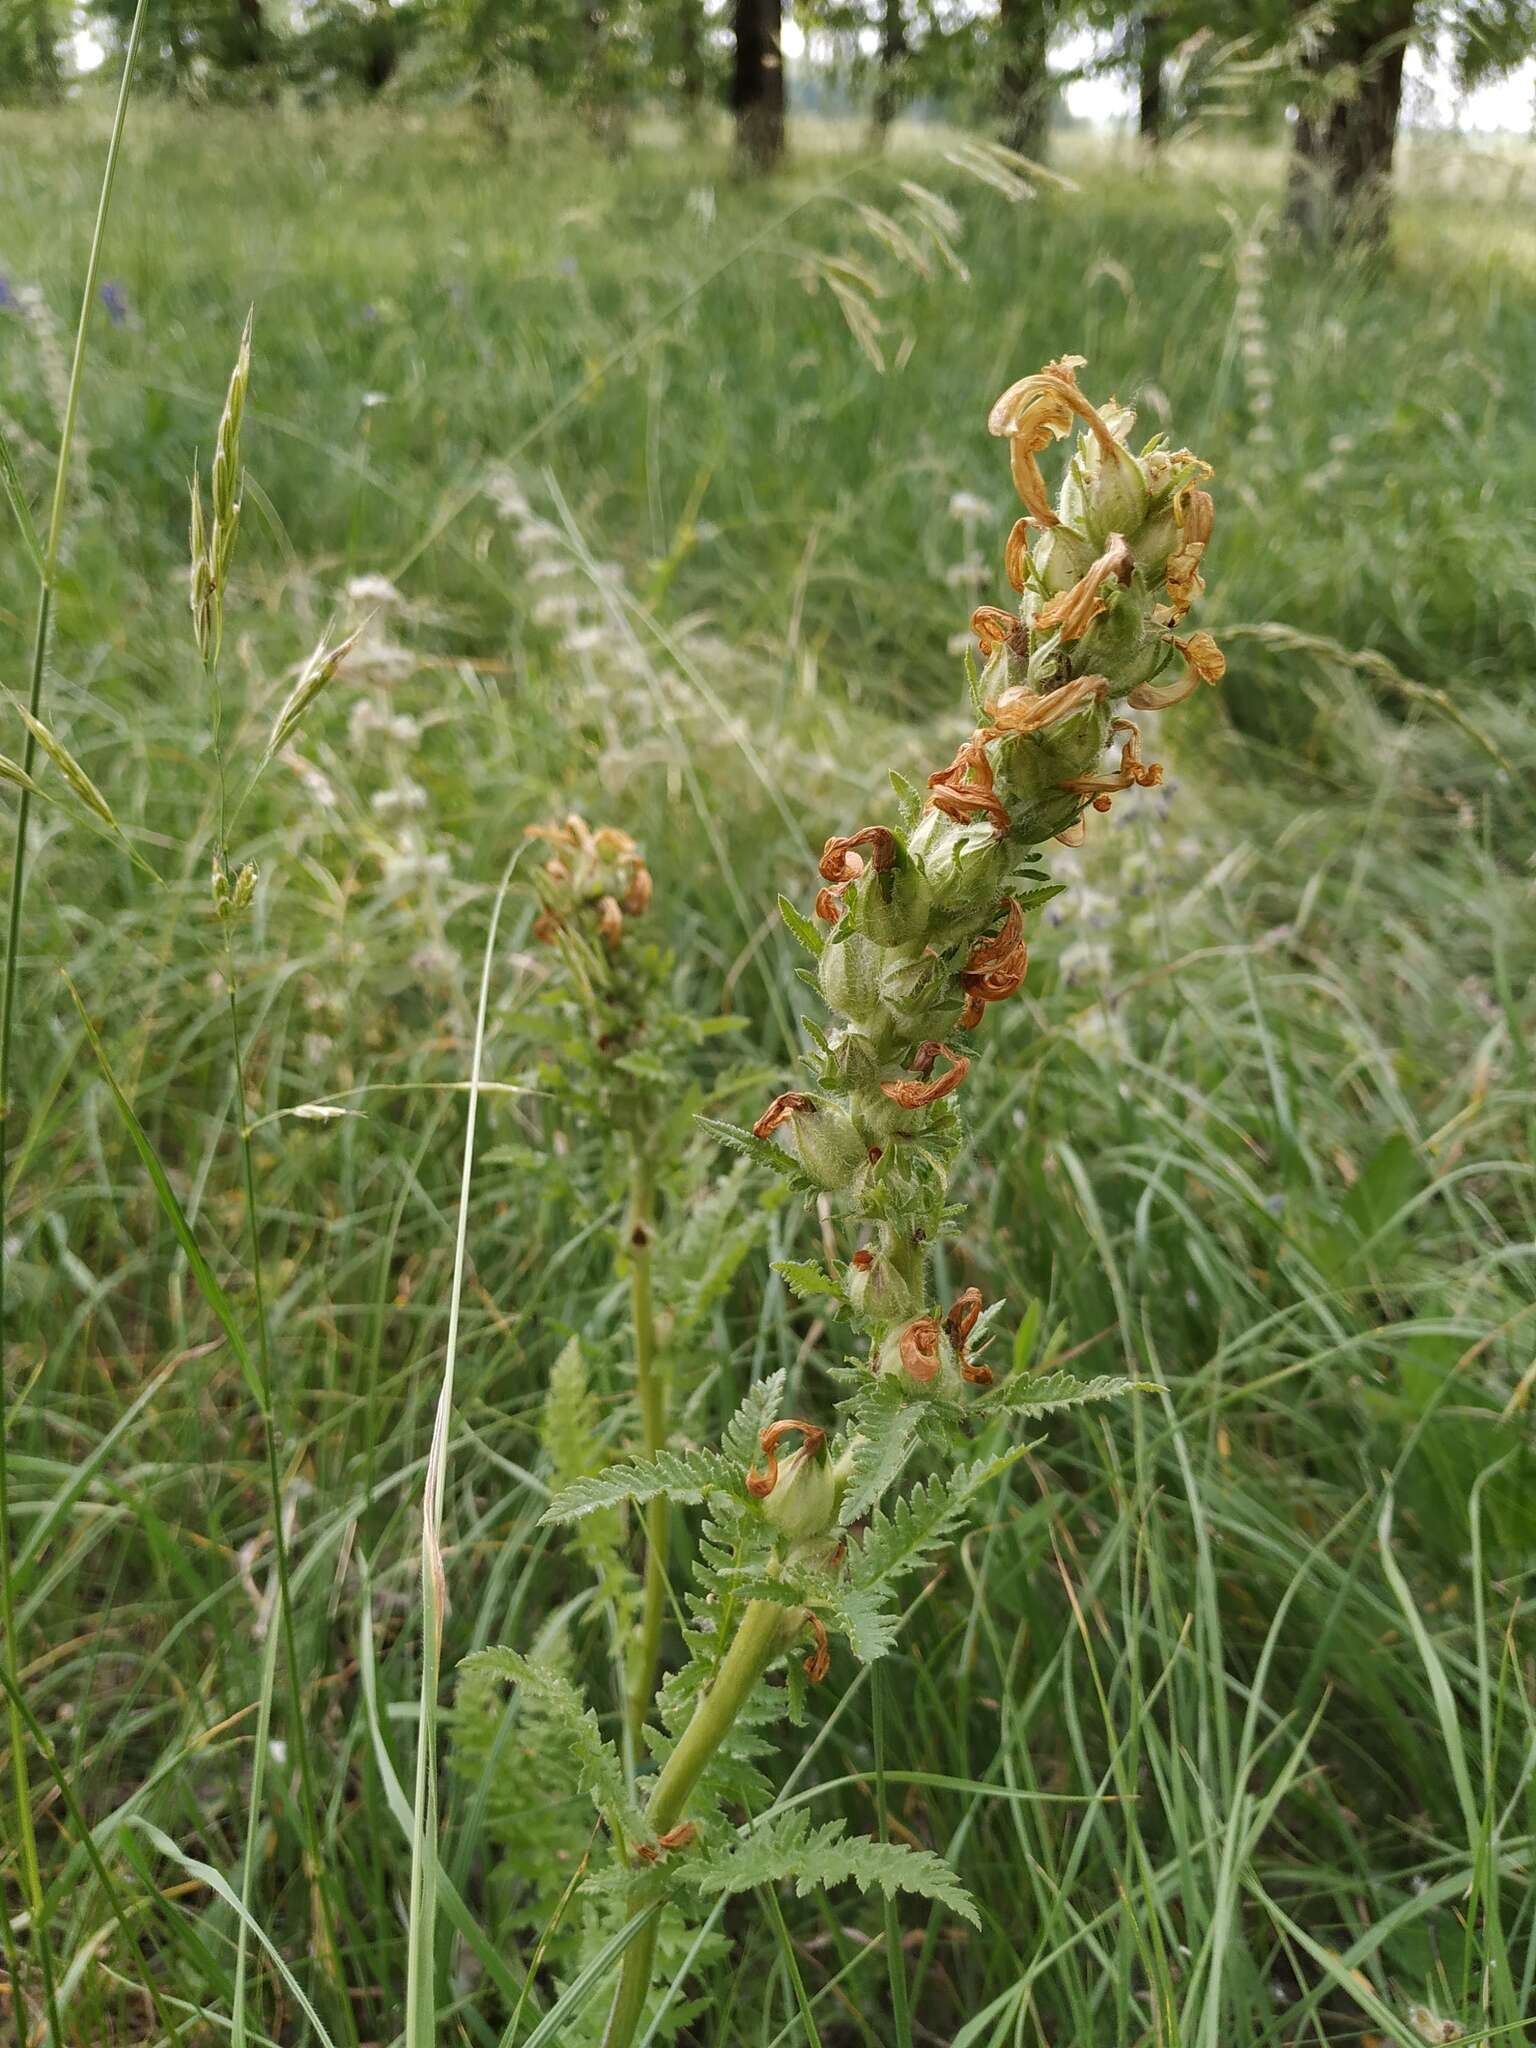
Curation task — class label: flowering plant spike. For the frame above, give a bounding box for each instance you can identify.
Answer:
[718,354,1224,1412]
[518,362,1221,2048]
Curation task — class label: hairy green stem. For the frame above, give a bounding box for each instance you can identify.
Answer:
[603,1598,788,2047]
[0,8,148,2038]
[627,1150,668,1756]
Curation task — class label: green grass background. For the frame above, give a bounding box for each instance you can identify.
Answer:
[2,96,1534,2047]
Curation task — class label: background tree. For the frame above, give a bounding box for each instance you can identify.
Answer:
[0,0,60,96]
[1286,0,1536,248]
[872,0,909,138]
[733,0,785,167]
[995,0,1057,153]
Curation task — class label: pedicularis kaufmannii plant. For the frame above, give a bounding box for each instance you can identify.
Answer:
[474,358,1225,2047]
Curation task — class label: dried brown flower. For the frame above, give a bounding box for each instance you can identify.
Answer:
[745,1417,828,1500]
[753,1092,816,1140]
[927,737,1010,835]
[1031,534,1134,643]
[880,1041,970,1109]
[971,605,1024,657]
[958,898,1029,1029]
[819,827,897,884]
[985,673,1107,736]
[802,1614,831,1684]
[1164,488,1214,620]
[896,1316,942,1383]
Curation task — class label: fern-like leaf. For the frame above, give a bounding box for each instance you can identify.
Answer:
[984,1369,1150,1419]
[542,1444,736,1525]
[720,1369,787,1471]
[771,1258,842,1305]
[461,1646,643,1839]
[838,1384,924,1524]
[683,1812,977,1926]
[695,1114,821,1195]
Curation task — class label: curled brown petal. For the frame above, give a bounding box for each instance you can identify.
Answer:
[597,896,624,949]
[1004,517,1031,593]
[1055,817,1088,848]
[880,1042,970,1110]
[814,882,851,924]
[1164,488,1215,619]
[592,825,639,860]
[746,1417,827,1499]
[524,820,580,854]
[1032,534,1134,644]
[1126,669,1200,711]
[803,1614,831,1684]
[945,1286,983,1347]
[927,736,1011,836]
[897,1316,942,1384]
[850,1248,874,1271]
[971,605,1023,656]
[986,673,1106,735]
[753,1092,814,1140]
[819,827,895,884]
[532,911,563,943]
[930,781,1011,834]
[623,864,654,916]
[1059,719,1162,798]
[634,1821,697,1864]
[989,358,1121,527]
[958,899,1029,1028]
[961,1359,995,1387]
[964,898,1024,977]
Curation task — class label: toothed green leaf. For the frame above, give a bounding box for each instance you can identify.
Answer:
[777,893,824,958]
[461,1647,643,1839]
[542,1444,738,1524]
[683,1812,977,1926]
[984,1369,1150,1419]
[695,1114,822,1196]
[771,1258,841,1305]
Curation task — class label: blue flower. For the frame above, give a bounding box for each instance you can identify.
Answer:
[0,276,14,312]
[100,280,129,325]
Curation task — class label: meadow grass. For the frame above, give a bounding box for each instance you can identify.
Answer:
[1,96,1533,2047]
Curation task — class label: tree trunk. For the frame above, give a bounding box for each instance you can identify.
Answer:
[997,0,1051,159]
[677,0,705,125]
[233,0,265,68]
[361,0,399,92]
[733,0,785,171]
[871,0,909,144]
[1137,9,1164,146]
[1287,0,1416,250]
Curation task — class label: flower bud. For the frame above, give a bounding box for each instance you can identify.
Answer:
[1077,425,1148,545]
[855,860,930,949]
[747,1421,838,1544]
[904,809,1004,912]
[818,930,883,1024]
[1031,521,1097,596]
[755,1093,868,1192]
[846,1246,922,1322]
[874,1316,965,1396]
